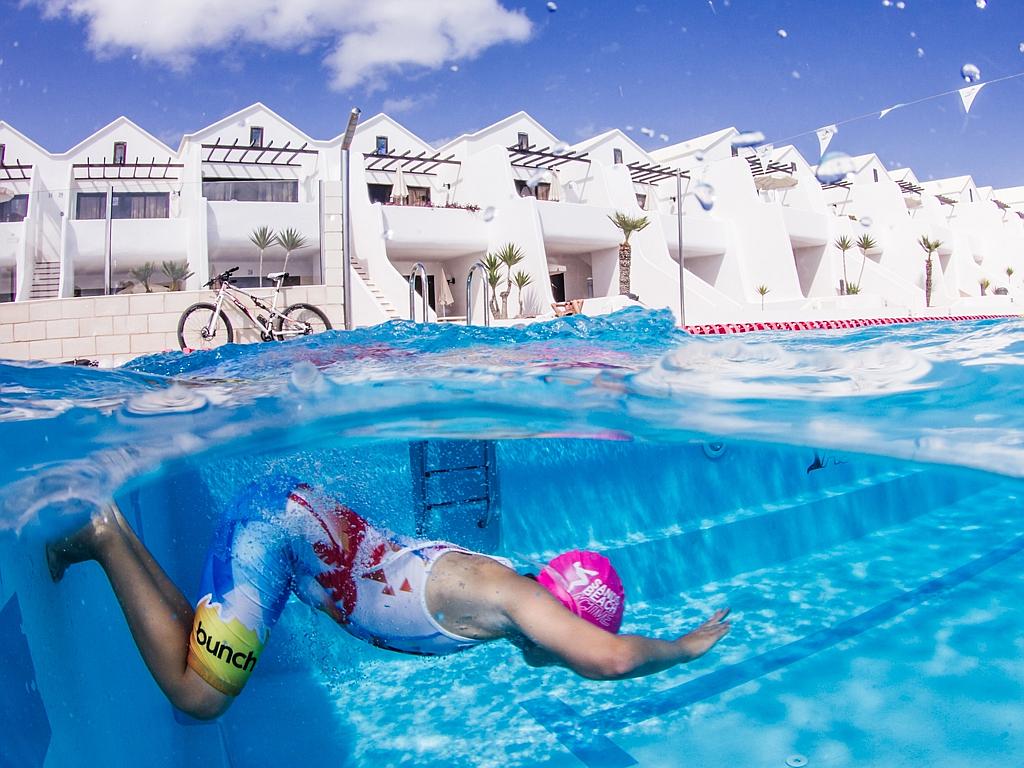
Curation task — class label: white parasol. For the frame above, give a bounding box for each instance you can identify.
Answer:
[547,170,561,202]
[390,167,409,203]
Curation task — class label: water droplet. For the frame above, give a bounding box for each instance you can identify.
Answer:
[450,64,459,72]
[482,206,497,222]
[1019,42,1024,53]
[11,41,18,47]
[816,151,856,184]
[882,0,892,6]
[960,63,981,83]
[382,228,394,240]
[910,30,917,38]
[791,70,801,79]
[695,151,706,162]
[916,47,925,58]
[732,130,765,148]
[896,1,905,8]
[976,0,986,8]
[777,28,788,38]
[694,182,716,211]
[546,1,558,10]
[786,756,808,768]
[290,361,325,392]
[552,141,570,155]
[860,216,873,227]
[640,127,655,137]
[658,133,669,142]
[526,168,549,188]
[625,125,635,132]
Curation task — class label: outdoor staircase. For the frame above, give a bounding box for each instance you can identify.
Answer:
[351,259,402,320]
[28,261,60,300]
[409,440,500,552]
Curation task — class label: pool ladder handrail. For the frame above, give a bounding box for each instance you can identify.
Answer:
[466,261,491,327]
[408,262,429,322]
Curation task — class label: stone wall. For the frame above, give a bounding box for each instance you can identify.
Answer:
[0,286,344,367]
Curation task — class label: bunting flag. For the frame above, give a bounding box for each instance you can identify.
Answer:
[815,125,837,157]
[878,104,903,119]
[958,83,986,114]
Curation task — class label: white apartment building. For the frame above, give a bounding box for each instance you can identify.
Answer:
[1,103,1022,364]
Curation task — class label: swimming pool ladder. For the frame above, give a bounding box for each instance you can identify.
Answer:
[408,262,429,322]
[465,261,491,327]
[409,440,501,552]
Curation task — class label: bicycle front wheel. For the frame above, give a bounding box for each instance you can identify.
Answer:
[177,302,234,351]
[275,303,332,339]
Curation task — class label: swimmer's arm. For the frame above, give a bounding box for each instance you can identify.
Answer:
[499,574,730,680]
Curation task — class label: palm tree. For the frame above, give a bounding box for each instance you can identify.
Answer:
[481,253,503,319]
[1007,266,1015,283]
[980,277,990,296]
[130,262,157,293]
[834,235,854,295]
[276,228,308,276]
[756,284,770,310]
[854,234,877,291]
[608,212,650,295]
[249,226,276,287]
[918,235,942,307]
[493,242,526,319]
[161,260,194,292]
[513,270,533,317]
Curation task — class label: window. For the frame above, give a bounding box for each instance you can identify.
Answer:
[0,144,5,165]
[202,180,299,202]
[113,142,127,165]
[0,194,28,223]
[969,188,974,202]
[367,183,392,204]
[111,192,170,219]
[872,168,879,182]
[635,194,647,208]
[250,126,264,146]
[76,192,107,219]
[613,148,623,165]
[517,132,529,150]
[407,185,431,205]
[375,136,389,155]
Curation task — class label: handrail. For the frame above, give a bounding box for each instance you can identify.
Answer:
[408,262,428,322]
[466,261,491,327]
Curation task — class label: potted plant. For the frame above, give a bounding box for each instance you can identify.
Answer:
[130,262,157,293]
[161,260,194,292]
[918,235,942,307]
[608,212,650,295]
[834,235,853,295]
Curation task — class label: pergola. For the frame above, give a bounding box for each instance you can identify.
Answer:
[936,194,957,206]
[745,156,796,177]
[627,161,688,184]
[73,157,184,181]
[202,139,318,167]
[896,179,925,195]
[363,149,460,176]
[505,143,590,171]
[820,179,852,191]
[0,160,31,181]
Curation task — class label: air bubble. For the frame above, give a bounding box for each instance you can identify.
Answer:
[640,127,655,137]
[786,756,808,768]
[815,151,856,185]
[546,1,558,10]
[882,0,891,6]
[777,29,788,38]
[960,63,981,83]
[552,141,570,154]
[791,70,801,79]
[976,0,986,8]
[450,64,459,72]
[917,48,925,58]
[860,216,873,227]
[694,182,716,211]
[625,125,635,132]
[383,228,394,240]
[732,130,765,148]
[896,1,905,8]
[695,151,706,162]
[658,133,669,142]
[482,206,497,222]
[526,168,549,188]
[1019,43,1024,54]
[290,361,325,392]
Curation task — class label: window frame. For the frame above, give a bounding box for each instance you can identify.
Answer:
[250,126,264,147]
[613,148,623,165]
[113,142,127,165]
[375,135,389,155]
[517,132,529,150]
[201,179,300,203]
[75,192,108,220]
[0,194,28,223]
[111,191,171,219]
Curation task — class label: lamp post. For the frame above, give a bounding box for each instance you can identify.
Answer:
[340,107,361,330]
[676,170,687,327]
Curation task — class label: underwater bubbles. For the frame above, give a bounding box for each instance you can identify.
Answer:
[976,0,986,8]
[551,141,570,155]
[776,29,788,38]
[816,151,856,185]
[732,130,765,148]
[695,151,706,162]
[123,384,208,417]
[640,127,655,137]
[482,206,497,222]
[546,1,558,10]
[694,182,716,211]
[961,63,981,83]
[1020,43,1024,54]
[917,47,925,58]
[382,228,394,240]
[860,216,874,228]
[526,168,549,188]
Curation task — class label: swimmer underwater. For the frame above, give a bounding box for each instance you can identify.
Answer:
[48,477,730,720]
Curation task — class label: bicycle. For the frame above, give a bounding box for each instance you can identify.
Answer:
[177,267,332,351]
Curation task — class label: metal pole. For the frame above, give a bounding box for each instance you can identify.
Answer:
[340,107,361,330]
[104,184,113,295]
[408,262,428,322]
[466,261,490,327]
[676,171,686,327]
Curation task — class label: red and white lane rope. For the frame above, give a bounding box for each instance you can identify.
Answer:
[683,315,1020,335]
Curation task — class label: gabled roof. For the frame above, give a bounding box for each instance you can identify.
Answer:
[348,112,435,152]
[437,110,559,152]
[57,115,176,159]
[0,120,52,157]
[650,126,737,161]
[920,175,976,196]
[570,128,648,156]
[179,102,317,152]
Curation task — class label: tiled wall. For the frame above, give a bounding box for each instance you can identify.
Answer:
[0,286,344,367]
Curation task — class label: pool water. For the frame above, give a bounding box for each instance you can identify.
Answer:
[1,308,1022,767]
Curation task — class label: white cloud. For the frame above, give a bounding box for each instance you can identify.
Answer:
[381,93,435,114]
[27,0,532,90]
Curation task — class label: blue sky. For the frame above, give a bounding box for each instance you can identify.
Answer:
[2,0,1023,186]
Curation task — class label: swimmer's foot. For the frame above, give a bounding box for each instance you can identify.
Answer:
[45,506,119,582]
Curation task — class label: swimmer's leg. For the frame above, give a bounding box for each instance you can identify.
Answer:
[47,507,232,719]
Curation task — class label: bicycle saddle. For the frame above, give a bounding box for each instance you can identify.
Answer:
[267,271,289,281]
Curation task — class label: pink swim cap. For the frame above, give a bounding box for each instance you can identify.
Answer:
[537,550,625,633]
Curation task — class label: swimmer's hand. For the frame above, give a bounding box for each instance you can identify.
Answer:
[674,608,731,662]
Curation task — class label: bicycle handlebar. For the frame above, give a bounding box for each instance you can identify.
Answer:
[204,266,240,288]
